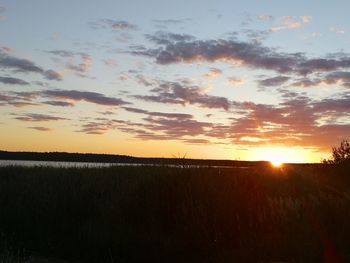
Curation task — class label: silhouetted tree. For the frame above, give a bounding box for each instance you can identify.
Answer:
[324,140,350,164]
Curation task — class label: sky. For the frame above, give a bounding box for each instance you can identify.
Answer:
[0,0,350,163]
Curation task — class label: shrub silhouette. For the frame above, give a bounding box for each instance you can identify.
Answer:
[324,139,350,164]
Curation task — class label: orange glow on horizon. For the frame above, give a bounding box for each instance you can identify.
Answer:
[246,146,313,163]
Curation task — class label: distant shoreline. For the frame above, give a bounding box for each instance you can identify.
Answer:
[0,150,316,167]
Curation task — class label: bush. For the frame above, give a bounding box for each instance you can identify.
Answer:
[324,140,350,164]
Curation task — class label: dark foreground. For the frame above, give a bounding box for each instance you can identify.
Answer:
[1,165,350,262]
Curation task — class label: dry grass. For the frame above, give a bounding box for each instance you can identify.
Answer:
[0,164,350,262]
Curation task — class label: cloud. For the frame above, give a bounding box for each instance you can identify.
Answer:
[123,106,193,119]
[47,50,91,75]
[243,29,271,42]
[257,15,274,21]
[258,76,290,87]
[0,76,29,85]
[227,77,245,86]
[103,59,117,67]
[270,16,310,32]
[15,113,67,122]
[291,71,350,88]
[146,31,195,45]
[0,46,14,54]
[28,126,53,132]
[153,19,191,25]
[43,89,130,106]
[46,50,77,57]
[300,16,312,23]
[0,50,62,81]
[216,93,350,150]
[0,91,41,107]
[135,74,157,86]
[43,100,75,107]
[203,68,222,78]
[90,19,138,30]
[43,70,63,81]
[141,116,213,137]
[133,34,350,76]
[330,26,346,34]
[68,54,92,73]
[76,120,117,135]
[134,81,231,110]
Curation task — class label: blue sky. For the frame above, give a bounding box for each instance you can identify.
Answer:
[1,0,350,162]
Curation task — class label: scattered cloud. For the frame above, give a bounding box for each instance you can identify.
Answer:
[43,70,63,81]
[28,126,53,132]
[133,35,350,76]
[330,26,346,34]
[47,50,92,76]
[243,29,271,42]
[227,77,245,86]
[67,54,92,73]
[203,68,222,78]
[103,59,117,67]
[89,19,138,30]
[153,18,191,25]
[0,76,29,85]
[300,16,312,24]
[0,46,14,54]
[0,50,62,81]
[291,71,350,88]
[43,89,130,106]
[123,106,193,119]
[258,76,290,87]
[270,16,311,32]
[257,15,274,21]
[43,100,75,107]
[146,31,195,45]
[134,81,231,110]
[15,113,67,122]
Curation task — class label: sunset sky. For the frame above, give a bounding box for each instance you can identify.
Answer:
[1,0,350,162]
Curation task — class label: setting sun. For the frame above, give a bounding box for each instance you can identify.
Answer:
[246,146,311,164]
[270,159,283,167]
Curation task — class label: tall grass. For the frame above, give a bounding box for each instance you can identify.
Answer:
[1,165,350,262]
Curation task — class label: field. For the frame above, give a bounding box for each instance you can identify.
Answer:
[1,164,350,262]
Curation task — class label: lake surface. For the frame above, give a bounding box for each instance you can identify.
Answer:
[0,160,143,168]
[0,159,252,169]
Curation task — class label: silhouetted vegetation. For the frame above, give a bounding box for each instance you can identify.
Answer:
[1,164,350,262]
[323,140,350,165]
[0,150,271,167]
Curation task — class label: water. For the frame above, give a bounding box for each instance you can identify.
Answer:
[0,159,251,169]
[0,160,142,168]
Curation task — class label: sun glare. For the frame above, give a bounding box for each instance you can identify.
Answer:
[247,146,310,164]
[270,159,283,167]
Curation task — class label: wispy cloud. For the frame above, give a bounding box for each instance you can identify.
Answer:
[28,126,53,132]
[258,76,290,87]
[43,89,130,107]
[134,80,231,110]
[0,50,62,81]
[227,77,245,86]
[257,15,274,21]
[203,68,222,78]
[270,16,311,32]
[0,76,29,85]
[15,113,67,122]
[47,49,91,76]
[330,26,346,34]
[89,19,138,30]
[133,34,350,76]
